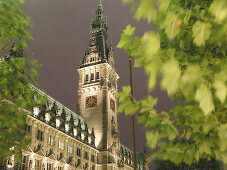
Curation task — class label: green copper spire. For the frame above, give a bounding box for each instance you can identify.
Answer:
[81,0,115,68]
[98,0,102,7]
[96,0,104,19]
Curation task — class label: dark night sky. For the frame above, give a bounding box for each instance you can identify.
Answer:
[23,0,176,152]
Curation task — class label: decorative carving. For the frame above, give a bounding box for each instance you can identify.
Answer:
[117,159,124,168]
[99,78,104,86]
[109,141,117,154]
[108,156,116,164]
[111,116,118,138]
[110,98,115,112]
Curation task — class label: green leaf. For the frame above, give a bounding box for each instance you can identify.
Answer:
[161,60,181,95]
[209,0,227,22]
[181,65,202,100]
[146,59,162,90]
[218,124,227,151]
[146,130,159,149]
[140,95,157,113]
[117,25,135,55]
[199,142,212,155]
[157,0,170,14]
[160,11,182,39]
[214,80,227,104]
[195,84,214,115]
[203,116,218,134]
[124,102,140,115]
[192,21,212,46]
[142,31,160,59]
[134,0,156,22]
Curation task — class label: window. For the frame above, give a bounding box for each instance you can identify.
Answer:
[22,156,27,163]
[36,130,43,141]
[84,151,88,160]
[85,74,89,82]
[96,72,99,79]
[58,167,63,170]
[76,148,81,157]
[92,165,95,170]
[68,145,73,153]
[48,135,54,146]
[91,73,94,80]
[58,140,64,150]
[24,124,31,133]
[47,163,52,170]
[20,156,27,170]
[35,159,41,170]
[91,155,95,163]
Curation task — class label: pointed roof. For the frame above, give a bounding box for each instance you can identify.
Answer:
[80,0,115,69]
[96,0,104,18]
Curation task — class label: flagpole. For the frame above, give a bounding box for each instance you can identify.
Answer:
[128,56,136,170]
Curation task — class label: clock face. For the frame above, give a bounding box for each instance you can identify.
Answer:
[86,96,97,108]
[110,98,115,112]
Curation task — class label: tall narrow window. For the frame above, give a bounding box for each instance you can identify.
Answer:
[37,130,43,141]
[68,145,73,153]
[85,74,89,82]
[21,156,27,170]
[47,163,52,170]
[58,167,63,170]
[76,148,81,157]
[91,73,94,81]
[48,135,54,146]
[96,72,99,80]
[91,155,95,162]
[84,151,88,160]
[35,159,41,169]
[24,124,31,133]
[58,140,64,150]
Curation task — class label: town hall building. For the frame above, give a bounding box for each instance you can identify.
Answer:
[5,0,145,169]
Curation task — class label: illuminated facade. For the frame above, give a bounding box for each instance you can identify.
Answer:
[4,0,145,169]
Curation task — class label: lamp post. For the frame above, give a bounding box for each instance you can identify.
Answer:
[128,56,136,170]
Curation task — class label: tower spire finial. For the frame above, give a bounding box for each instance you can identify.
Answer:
[98,0,102,5]
[96,0,104,19]
[98,0,103,11]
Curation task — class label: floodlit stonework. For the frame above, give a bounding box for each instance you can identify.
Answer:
[4,0,145,169]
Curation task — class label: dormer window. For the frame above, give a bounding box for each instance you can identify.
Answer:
[90,57,95,62]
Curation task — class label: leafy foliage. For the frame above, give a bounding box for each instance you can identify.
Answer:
[117,0,227,167]
[154,157,222,170]
[0,0,44,162]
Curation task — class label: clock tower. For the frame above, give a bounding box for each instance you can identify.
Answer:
[77,0,120,167]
